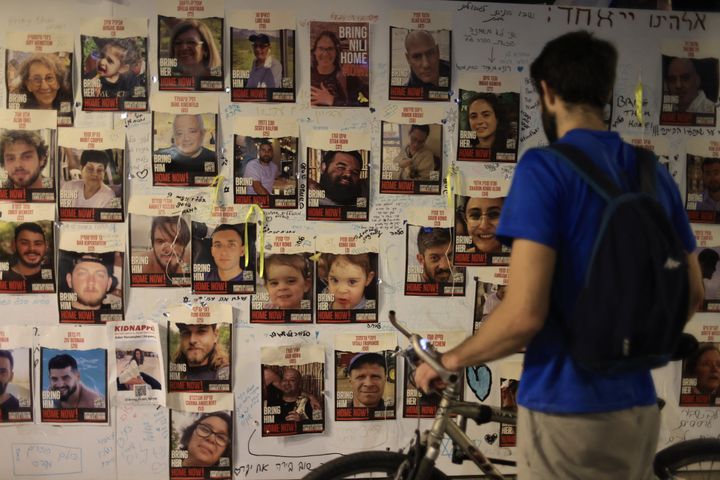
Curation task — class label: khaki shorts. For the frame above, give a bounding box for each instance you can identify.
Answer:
[516,404,659,480]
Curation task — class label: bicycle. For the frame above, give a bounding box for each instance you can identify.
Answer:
[303,311,720,480]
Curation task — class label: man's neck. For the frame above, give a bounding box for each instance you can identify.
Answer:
[72,301,101,311]
[0,392,10,404]
[555,104,606,138]
[12,263,40,277]
[282,392,300,402]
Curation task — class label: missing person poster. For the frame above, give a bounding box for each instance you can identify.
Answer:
[40,325,108,424]
[191,205,256,295]
[80,18,149,112]
[114,321,165,406]
[152,93,218,187]
[454,175,511,266]
[380,104,444,195]
[0,203,55,294]
[233,117,299,208]
[157,0,224,92]
[660,40,718,128]
[315,235,379,323]
[306,129,370,222]
[457,74,521,163]
[129,194,192,288]
[680,321,719,407]
[685,137,720,223]
[6,31,73,126]
[230,11,295,103]
[473,268,509,333]
[58,128,125,222]
[388,11,451,101]
[57,224,124,323]
[250,233,314,324]
[498,361,521,447]
[405,208,466,297]
[310,21,369,108]
[402,330,464,418]
[167,304,232,394]
[0,326,33,424]
[261,344,324,436]
[0,109,56,203]
[693,225,720,312]
[335,333,396,421]
[169,404,233,479]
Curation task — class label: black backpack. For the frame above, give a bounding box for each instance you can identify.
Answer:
[547,143,689,374]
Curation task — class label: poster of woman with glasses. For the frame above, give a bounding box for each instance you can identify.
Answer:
[6,32,74,126]
[157,0,224,92]
[170,409,233,479]
[454,191,510,267]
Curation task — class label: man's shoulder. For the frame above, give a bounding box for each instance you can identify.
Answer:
[1,394,19,409]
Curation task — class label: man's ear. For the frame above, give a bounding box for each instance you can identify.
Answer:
[105,277,113,293]
[320,162,327,174]
[66,273,73,289]
[540,80,557,108]
[416,253,424,266]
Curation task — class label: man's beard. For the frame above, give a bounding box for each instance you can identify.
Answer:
[320,172,362,205]
[77,292,105,309]
[11,167,42,188]
[541,103,559,144]
[55,384,77,401]
[424,264,451,283]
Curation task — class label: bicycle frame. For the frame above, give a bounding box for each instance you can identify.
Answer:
[390,311,517,480]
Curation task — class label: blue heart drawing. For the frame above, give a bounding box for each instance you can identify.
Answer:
[466,364,492,401]
[517,66,524,72]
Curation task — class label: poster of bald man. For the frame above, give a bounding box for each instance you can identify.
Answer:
[57,225,124,324]
[152,93,218,187]
[261,344,324,436]
[660,40,718,127]
[389,11,451,101]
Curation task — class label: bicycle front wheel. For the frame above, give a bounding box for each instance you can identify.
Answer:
[654,438,720,479]
[302,451,449,480]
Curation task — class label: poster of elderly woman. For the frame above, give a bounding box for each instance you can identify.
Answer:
[457,74,521,163]
[6,32,74,127]
[157,0,224,91]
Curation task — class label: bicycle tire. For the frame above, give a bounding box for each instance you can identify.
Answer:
[654,438,720,479]
[302,451,449,480]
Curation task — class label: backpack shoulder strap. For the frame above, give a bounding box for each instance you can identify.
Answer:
[634,146,658,198]
[546,143,622,200]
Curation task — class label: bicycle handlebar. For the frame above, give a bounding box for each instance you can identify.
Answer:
[389,310,459,385]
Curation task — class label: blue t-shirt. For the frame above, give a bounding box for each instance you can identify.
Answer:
[496,129,696,414]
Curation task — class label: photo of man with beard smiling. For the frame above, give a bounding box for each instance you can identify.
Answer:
[0,222,53,292]
[405,226,466,296]
[307,149,369,221]
[46,353,104,409]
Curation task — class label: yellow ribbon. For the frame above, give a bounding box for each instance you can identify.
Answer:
[209,175,225,208]
[634,75,644,127]
[244,204,266,277]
